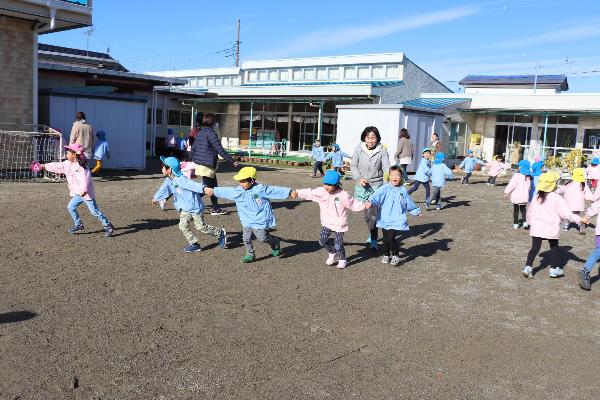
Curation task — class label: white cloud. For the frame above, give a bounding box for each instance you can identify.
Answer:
[495,24,600,48]
[250,5,478,59]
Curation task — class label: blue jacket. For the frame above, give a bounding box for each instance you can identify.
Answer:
[93,140,109,161]
[190,127,235,168]
[311,146,326,162]
[413,157,432,182]
[369,184,421,230]
[325,150,350,168]
[531,161,545,177]
[153,176,206,214]
[214,184,291,229]
[459,156,484,173]
[431,163,454,187]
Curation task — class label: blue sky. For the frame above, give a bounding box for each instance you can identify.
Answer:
[42,0,600,92]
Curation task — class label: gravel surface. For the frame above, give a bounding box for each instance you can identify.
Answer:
[2,163,600,399]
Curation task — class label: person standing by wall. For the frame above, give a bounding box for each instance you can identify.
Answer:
[430,132,442,155]
[69,111,94,160]
[190,113,239,215]
[394,128,414,183]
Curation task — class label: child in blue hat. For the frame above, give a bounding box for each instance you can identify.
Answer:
[91,131,110,174]
[459,150,484,184]
[586,157,600,189]
[427,153,454,210]
[152,156,226,253]
[296,170,369,269]
[504,160,534,229]
[324,144,350,175]
[407,148,432,202]
[367,166,421,266]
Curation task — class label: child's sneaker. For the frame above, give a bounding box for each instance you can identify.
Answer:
[549,267,564,278]
[436,204,443,210]
[513,224,520,230]
[241,253,255,263]
[337,259,348,269]
[369,239,378,250]
[271,243,282,257]
[211,208,228,216]
[326,253,337,265]
[522,222,529,229]
[158,199,166,211]
[460,177,466,184]
[104,223,114,237]
[381,256,390,264]
[424,202,430,210]
[217,228,227,248]
[68,224,84,234]
[579,268,591,291]
[390,255,401,266]
[183,243,202,253]
[522,265,533,278]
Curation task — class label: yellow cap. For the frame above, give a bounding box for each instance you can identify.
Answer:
[572,168,585,183]
[233,166,257,181]
[536,172,560,192]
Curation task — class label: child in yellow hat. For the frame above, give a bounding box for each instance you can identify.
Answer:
[205,167,297,263]
[555,168,591,234]
[522,172,586,278]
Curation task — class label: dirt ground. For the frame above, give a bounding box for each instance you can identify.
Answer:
[2,162,600,399]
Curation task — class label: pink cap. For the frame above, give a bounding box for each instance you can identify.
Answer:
[64,143,85,154]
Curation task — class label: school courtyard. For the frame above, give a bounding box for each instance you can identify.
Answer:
[2,164,600,399]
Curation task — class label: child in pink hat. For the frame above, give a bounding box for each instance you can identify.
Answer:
[39,143,114,236]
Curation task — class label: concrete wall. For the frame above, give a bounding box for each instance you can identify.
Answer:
[378,58,451,104]
[219,102,240,148]
[0,16,34,129]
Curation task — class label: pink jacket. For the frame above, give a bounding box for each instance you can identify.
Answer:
[586,165,600,180]
[180,161,197,179]
[586,200,600,236]
[555,181,591,212]
[504,174,532,205]
[44,160,95,200]
[486,161,510,177]
[526,192,581,239]
[297,187,366,232]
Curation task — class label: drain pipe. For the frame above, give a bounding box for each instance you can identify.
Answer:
[46,1,57,30]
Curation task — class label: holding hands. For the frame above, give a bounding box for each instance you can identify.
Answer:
[204,187,214,197]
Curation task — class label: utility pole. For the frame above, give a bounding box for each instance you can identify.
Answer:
[533,61,541,94]
[235,19,241,67]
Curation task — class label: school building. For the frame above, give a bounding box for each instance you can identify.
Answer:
[149,53,452,153]
[417,75,600,163]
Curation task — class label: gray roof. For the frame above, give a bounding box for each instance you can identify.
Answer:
[39,62,187,86]
[459,75,568,90]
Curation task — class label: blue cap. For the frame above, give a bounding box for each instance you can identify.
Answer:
[518,160,531,176]
[333,143,340,151]
[167,128,174,135]
[160,156,182,176]
[422,148,431,154]
[467,150,474,155]
[592,157,600,165]
[323,170,341,185]
[96,130,106,139]
[434,152,445,164]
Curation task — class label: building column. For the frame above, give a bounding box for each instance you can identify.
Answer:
[286,103,292,153]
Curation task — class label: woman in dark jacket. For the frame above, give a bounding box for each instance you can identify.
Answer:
[190,113,238,215]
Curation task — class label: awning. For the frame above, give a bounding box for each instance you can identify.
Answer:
[402,97,470,110]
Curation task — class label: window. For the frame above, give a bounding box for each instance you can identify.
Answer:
[496,114,514,123]
[215,77,222,86]
[316,67,327,80]
[372,65,385,79]
[279,70,289,81]
[269,70,278,81]
[558,116,579,125]
[206,77,215,86]
[198,78,205,87]
[292,69,303,80]
[357,66,370,79]
[180,111,191,127]
[247,71,257,82]
[515,115,533,123]
[304,68,315,80]
[147,108,163,125]
[258,70,267,81]
[223,77,231,86]
[344,67,356,79]
[584,129,600,149]
[386,65,399,78]
[328,68,339,79]
[168,110,181,126]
